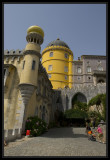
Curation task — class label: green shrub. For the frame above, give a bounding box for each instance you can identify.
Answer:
[74,101,88,112]
[25,116,48,137]
[64,108,88,119]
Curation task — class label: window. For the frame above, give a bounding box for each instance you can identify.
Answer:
[87,66,91,73]
[50,52,53,57]
[32,60,36,70]
[48,74,51,79]
[64,53,68,59]
[22,61,25,69]
[48,65,52,71]
[64,66,68,72]
[77,67,81,73]
[65,75,68,80]
[97,65,103,71]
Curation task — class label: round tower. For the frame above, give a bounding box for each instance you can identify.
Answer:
[41,38,73,89]
[19,25,44,106]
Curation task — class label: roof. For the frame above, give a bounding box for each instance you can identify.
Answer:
[46,38,70,49]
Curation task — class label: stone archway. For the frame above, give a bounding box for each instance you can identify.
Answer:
[97,79,105,83]
[71,92,87,108]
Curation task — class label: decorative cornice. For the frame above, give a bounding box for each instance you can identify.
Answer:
[23,50,41,58]
[92,70,106,76]
[42,45,73,56]
[73,60,83,64]
[81,55,106,59]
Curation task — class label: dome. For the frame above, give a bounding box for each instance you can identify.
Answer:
[27,25,44,38]
[46,38,70,49]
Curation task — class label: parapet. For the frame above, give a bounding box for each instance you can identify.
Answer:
[4,49,25,55]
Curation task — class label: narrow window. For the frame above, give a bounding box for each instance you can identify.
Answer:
[48,65,52,71]
[22,61,25,69]
[65,75,68,80]
[50,52,53,57]
[34,38,36,43]
[37,39,39,44]
[32,60,36,70]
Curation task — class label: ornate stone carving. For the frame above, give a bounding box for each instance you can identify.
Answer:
[19,83,36,106]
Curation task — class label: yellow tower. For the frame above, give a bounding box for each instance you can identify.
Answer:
[19,25,44,106]
[42,38,73,89]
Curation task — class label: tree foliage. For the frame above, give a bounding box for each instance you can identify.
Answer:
[88,93,106,121]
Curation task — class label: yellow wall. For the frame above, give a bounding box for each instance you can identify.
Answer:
[4,55,53,130]
[42,46,73,89]
[20,54,39,86]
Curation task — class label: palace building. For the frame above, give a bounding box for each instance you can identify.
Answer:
[4,25,106,142]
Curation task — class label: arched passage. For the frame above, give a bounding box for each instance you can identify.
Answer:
[97,79,105,83]
[72,92,87,108]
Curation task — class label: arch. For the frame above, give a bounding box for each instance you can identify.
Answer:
[71,92,87,108]
[97,79,105,83]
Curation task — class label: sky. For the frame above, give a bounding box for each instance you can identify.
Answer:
[4,3,106,60]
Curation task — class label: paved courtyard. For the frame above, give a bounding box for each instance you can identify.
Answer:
[4,127,106,157]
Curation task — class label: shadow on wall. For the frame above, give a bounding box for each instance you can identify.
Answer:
[40,127,87,138]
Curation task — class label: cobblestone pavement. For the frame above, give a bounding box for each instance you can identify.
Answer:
[4,127,106,157]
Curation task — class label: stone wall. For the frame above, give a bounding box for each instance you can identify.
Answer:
[57,83,106,111]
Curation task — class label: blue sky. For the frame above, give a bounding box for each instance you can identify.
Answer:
[4,4,106,60]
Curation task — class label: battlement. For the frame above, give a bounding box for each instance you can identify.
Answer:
[4,49,25,55]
